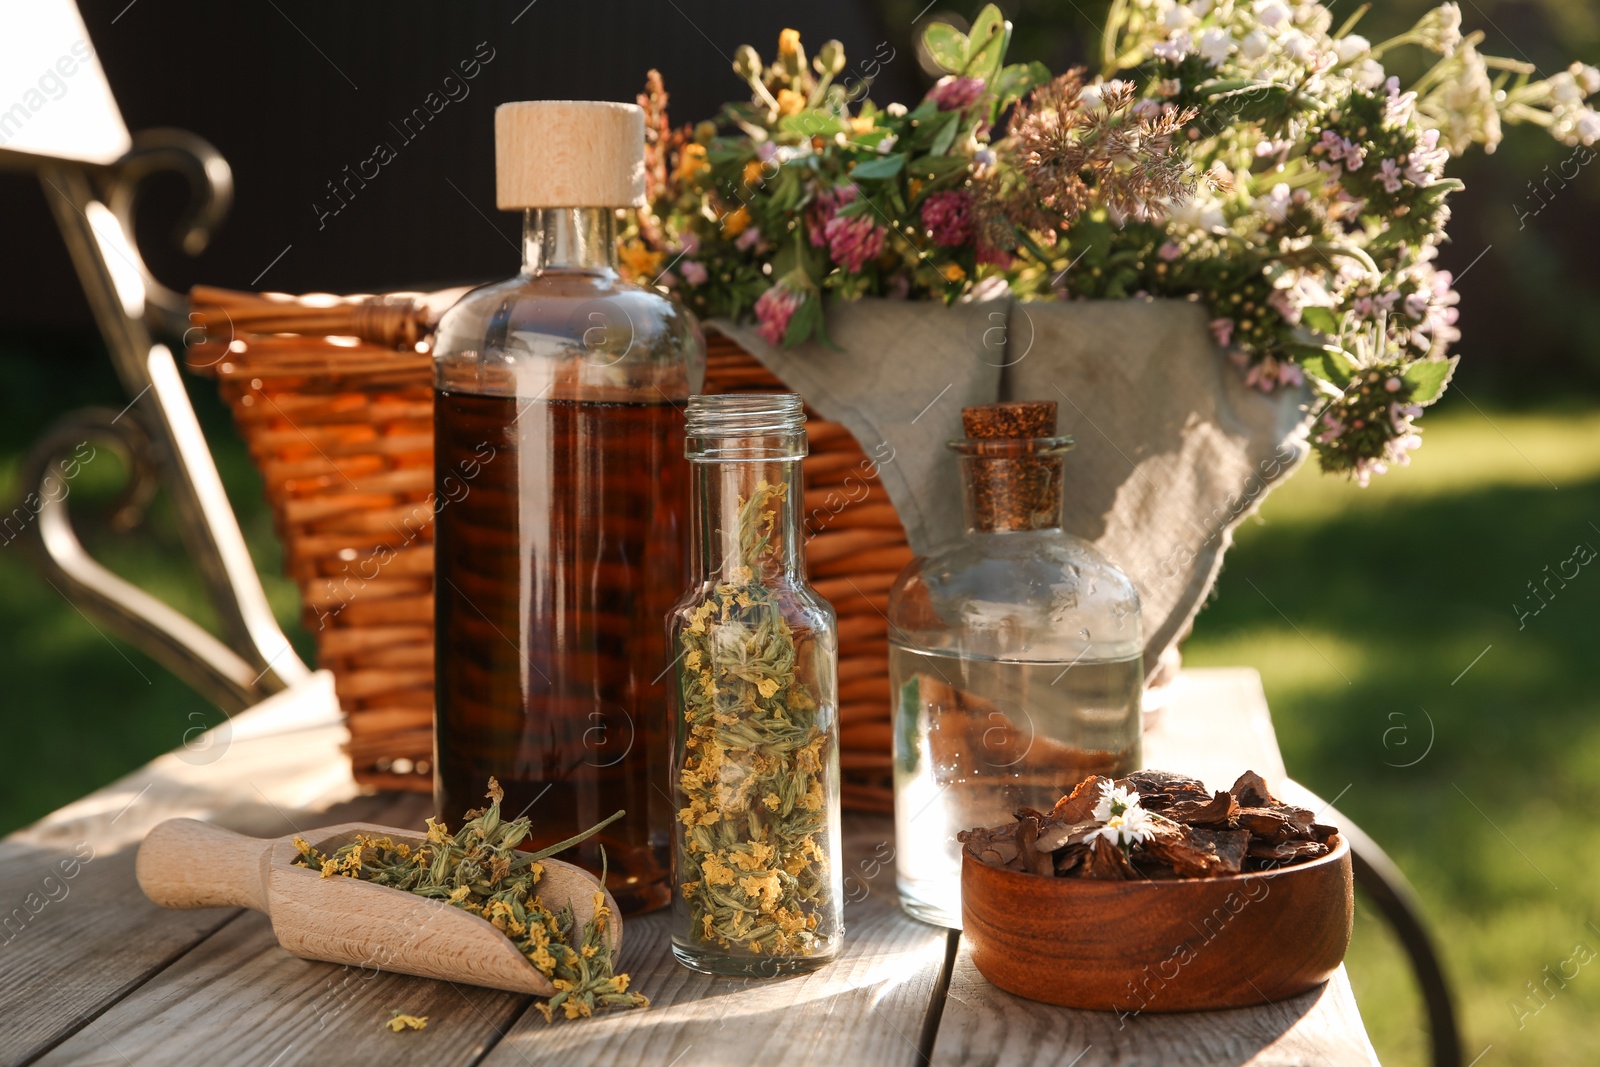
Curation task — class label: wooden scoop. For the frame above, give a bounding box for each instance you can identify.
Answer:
[136,818,621,995]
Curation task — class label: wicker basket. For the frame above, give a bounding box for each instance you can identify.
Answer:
[187,286,905,811]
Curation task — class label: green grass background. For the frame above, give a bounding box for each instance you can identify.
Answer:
[1,346,1596,1064]
[1183,400,1600,1065]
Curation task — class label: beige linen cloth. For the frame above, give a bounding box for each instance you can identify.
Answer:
[712,296,1313,677]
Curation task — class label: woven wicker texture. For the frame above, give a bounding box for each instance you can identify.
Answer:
[187,287,901,810]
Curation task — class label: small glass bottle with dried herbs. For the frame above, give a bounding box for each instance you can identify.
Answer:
[667,393,843,976]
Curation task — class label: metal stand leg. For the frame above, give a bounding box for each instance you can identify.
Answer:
[11,130,310,706]
[1283,778,1463,1067]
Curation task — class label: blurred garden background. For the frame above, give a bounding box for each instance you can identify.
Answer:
[2,1,1597,1064]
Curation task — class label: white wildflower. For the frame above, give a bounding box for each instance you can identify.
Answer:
[1335,34,1370,64]
[1576,108,1600,145]
[1282,31,1313,63]
[1257,182,1293,222]
[1090,782,1155,849]
[1198,26,1234,66]
[1169,192,1227,233]
[1414,3,1463,54]
[1573,62,1600,96]
[1355,58,1387,90]
[1240,29,1271,60]
[1165,3,1196,31]
[1254,0,1291,30]
[1550,71,1584,106]
[1092,781,1141,822]
[1153,32,1192,62]
[1090,806,1155,849]
[1428,42,1501,153]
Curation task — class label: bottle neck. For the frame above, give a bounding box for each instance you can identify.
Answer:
[522,207,617,274]
[691,458,806,584]
[959,452,1067,534]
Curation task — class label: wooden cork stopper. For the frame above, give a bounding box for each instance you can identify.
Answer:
[962,401,1057,440]
[495,101,646,210]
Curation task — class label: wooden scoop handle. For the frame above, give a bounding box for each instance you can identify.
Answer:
[136,818,274,912]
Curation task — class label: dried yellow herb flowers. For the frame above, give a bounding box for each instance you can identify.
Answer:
[292,780,648,1023]
[674,481,835,958]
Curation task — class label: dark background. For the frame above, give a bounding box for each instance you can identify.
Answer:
[1,1,918,326]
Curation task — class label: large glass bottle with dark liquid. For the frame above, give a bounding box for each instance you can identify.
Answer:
[431,101,704,914]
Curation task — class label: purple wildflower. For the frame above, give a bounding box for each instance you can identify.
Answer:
[928,76,986,112]
[1378,158,1404,193]
[680,260,708,286]
[807,185,854,247]
[824,212,888,272]
[754,283,805,346]
[920,190,974,247]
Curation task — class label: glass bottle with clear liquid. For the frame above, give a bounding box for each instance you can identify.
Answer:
[431,102,703,915]
[888,401,1143,928]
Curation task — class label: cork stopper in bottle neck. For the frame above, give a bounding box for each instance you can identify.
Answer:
[953,401,1074,534]
[495,100,646,210]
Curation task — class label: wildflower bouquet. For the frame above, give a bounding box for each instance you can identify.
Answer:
[627,4,1598,483]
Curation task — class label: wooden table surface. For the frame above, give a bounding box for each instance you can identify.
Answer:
[1,668,1380,1067]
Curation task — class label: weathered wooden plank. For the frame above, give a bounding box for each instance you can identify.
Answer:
[479,815,952,1067]
[0,673,378,1066]
[931,667,1379,1067]
[7,667,1381,1067]
[1142,667,1287,788]
[931,954,1379,1066]
[32,874,527,1067]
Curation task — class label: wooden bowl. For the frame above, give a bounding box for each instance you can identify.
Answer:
[960,834,1353,1012]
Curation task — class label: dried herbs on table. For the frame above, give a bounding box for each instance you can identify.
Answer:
[291,780,648,1022]
[959,770,1340,880]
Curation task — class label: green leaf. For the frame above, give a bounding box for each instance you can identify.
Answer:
[908,109,959,153]
[777,110,848,138]
[1204,82,1293,126]
[963,5,1010,81]
[835,196,876,218]
[1322,346,1357,388]
[1300,306,1341,336]
[929,111,961,156]
[1402,356,1457,405]
[990,61,1049,112]
[848,154,905,181]
[1295,352,1330,381]
[783,293,823,347]
[921,22,968,74]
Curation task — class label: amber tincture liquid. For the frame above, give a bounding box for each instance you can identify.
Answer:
[434,391,686,914]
